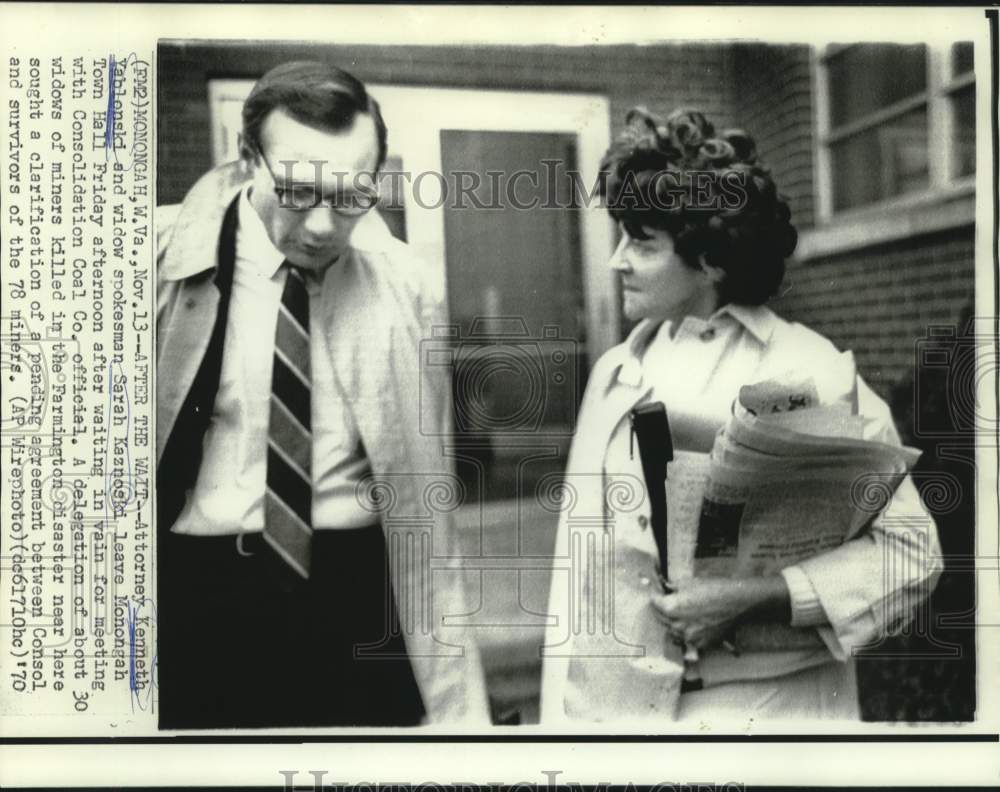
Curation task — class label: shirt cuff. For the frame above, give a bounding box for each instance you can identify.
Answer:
[780,565,828,627]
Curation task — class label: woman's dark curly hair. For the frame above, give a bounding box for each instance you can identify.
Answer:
[599,107,797,306]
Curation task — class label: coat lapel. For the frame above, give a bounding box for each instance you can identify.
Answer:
[155,164,247,464]
[156,277,221,465]
[565,320,660,477]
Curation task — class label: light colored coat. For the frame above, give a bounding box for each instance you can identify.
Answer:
[540,306,942,722]
[156,162,490,724]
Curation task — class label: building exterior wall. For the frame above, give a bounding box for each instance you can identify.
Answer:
[775,228,975,401]
[158,39,976,403]
[733,43,816,232]
[729,42,974,403]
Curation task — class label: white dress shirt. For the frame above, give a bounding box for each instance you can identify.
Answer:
[171,189,373,535]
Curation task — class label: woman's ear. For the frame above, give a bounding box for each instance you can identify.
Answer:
[699,256,726,284]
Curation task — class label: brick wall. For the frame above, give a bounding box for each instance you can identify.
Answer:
[773,228,975,401]
[732,43,816,232]
[158,40,738,204]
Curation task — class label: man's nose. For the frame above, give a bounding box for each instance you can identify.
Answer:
[300,207,344,239]
[609,235,632,272]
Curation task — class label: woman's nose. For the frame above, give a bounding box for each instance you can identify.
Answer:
[609,236,632,272]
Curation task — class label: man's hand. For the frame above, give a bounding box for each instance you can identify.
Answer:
[649,575,791,651]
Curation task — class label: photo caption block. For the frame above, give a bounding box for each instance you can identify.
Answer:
[2,51,156,732]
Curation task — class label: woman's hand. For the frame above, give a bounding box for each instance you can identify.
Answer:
[649,575,792,651]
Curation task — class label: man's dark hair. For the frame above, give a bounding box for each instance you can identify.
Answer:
[241,60,388,171]
[599,107,797,307]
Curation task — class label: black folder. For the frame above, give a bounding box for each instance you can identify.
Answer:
[629,401,673,587]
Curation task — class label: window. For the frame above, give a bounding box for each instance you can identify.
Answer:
[816,42,975,219]
[948,43,976,179]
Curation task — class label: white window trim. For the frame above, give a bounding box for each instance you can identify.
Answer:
[799,43,975,261]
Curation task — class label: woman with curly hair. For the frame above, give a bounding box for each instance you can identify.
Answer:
[539,108,941,724]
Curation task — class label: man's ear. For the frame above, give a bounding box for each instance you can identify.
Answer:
[237,132,256,164]
[699,256,726,284]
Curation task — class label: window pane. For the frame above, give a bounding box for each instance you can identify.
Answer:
[828,44,927,128]
[953,42,974,76]
[952,85,975,178]
[830,107,928,210]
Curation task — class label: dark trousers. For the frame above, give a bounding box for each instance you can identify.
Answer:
[157,525,425,729]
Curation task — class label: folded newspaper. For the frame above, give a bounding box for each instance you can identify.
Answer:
[664,360,921,652]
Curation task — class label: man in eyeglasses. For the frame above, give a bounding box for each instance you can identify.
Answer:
[155,61,488,728]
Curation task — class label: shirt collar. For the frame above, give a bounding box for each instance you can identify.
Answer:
[236,186,286,279]
[711,303,775,346]
[614,319,659,388]
[613,304,776,388]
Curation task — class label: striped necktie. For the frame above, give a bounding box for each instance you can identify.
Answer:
[263,263,314,579]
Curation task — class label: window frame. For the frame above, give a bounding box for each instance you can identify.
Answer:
[941,43,977,181]
[802,42,976,259]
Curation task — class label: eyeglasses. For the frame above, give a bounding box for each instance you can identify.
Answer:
[255,149,379,217]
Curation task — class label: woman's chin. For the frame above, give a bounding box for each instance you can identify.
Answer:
[622,300,657,324]
[621,296,644,322]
